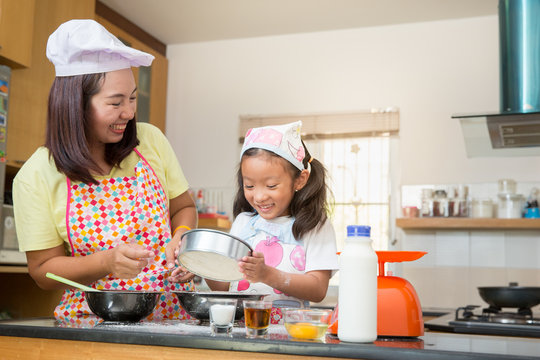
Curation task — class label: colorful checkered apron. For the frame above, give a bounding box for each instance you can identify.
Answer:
[54,149,194,326]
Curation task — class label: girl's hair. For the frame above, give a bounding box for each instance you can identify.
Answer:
[233,141,333,239]
[45,73,139,184]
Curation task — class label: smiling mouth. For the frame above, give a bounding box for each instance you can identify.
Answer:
[110,124,127,131]
[257,204,273,211]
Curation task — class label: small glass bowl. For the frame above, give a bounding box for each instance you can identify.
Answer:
[283,308,333,340]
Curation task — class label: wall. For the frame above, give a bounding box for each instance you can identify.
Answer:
[165,15,540,309]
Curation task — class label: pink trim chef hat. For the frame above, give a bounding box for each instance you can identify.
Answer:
[46,19,154,77]
[241,121,306,171]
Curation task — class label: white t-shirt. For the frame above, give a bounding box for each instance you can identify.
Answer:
[229,212,339,305]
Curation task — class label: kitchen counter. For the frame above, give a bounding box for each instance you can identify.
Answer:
[1,318,539,359]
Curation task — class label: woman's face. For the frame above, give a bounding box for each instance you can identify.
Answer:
[241,153,299,220]
[87,68,137,149]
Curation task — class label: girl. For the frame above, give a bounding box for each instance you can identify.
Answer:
[207,121,338,323]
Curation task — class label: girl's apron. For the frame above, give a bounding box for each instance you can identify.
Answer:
[230,215,309,324]
[54,149,194,326]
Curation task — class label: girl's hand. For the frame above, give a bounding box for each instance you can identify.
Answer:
[108,243,154,279]
[169,265,196,283]
[238,251,269,283]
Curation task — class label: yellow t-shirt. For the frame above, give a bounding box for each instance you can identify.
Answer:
[13,122,189,252]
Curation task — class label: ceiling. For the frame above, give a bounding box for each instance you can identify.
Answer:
[99,0,498,46]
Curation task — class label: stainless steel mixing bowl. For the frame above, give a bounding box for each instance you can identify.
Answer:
[173,291,267,322]
[85,290,161,322]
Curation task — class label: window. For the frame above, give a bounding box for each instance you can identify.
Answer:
[304,136,390,252]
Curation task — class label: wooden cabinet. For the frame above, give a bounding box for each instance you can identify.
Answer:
[95,15,168,132]
[6,0,95,168]
[396,217,540,230]
[0,0,35,68]
[0,267,63,318]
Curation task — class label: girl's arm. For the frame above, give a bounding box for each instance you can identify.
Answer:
[239,252,331,302]
[204,279,230,291]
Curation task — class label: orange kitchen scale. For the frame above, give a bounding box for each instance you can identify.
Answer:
[329,251,427,337]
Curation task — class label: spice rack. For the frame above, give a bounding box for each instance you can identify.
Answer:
[396,217,540,230]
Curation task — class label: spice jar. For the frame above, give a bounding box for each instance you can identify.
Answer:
[432,190,448,217]
[420,189,433,217]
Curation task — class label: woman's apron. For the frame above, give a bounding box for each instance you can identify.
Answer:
[54,149,194,326]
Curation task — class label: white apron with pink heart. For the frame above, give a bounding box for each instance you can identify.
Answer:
[54,149,194,326]
[230,215,308,324]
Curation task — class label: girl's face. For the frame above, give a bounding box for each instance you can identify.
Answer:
[87,68,137,150]
[241,153,307,220]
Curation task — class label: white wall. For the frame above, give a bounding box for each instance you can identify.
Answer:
[165,16,540,310]
[166,15,540,194]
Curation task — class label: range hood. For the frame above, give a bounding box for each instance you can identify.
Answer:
[455,0,540,157]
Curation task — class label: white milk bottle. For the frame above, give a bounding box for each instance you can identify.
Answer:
[338,225,378,342]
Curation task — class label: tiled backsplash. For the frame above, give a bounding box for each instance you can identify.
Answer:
[397,181,540,311]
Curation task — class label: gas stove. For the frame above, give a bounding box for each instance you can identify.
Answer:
[425,305,540,338]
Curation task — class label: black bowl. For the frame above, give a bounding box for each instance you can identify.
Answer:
[172,291,268,322]
[85,290,161,322]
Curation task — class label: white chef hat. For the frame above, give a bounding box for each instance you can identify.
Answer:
[46,19,154,77]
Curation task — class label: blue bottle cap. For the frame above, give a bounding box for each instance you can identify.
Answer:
[347,225,371,237]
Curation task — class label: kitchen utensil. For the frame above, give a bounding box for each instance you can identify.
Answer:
[478,283,540,309]
[46,272,99,292]
[376,251,426,337]
[283,308,332,340]
[172,290,267,322]
[85,290,161,322]
[178,229,253,281]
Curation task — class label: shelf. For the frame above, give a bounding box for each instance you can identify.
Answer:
[0,265,28,274]
[396,217,540,230]
[197,217,231,231]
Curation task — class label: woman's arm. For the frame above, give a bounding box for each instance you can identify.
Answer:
[26,243,155,290]
[166,190,198,283]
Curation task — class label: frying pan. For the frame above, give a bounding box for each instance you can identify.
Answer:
[178,229,253,281]
[478,284,540,309]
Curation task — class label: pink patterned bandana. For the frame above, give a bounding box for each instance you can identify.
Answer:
[241,121,305,171]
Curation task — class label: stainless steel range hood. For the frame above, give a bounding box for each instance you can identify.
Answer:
[455,0,540,157]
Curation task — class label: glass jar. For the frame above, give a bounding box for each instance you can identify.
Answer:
[420,189,433,217]
[471,198,493,218]
[497,193,524,218]
[498,179,516,194]
[432,190,448,217]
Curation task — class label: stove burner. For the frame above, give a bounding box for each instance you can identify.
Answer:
[455,305,540,325]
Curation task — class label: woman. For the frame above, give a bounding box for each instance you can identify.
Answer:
[13,19,196,325]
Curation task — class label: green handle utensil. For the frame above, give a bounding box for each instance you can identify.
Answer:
[46,272,100,292]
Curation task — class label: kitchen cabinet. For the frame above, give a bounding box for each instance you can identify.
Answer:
[0,269,63,318]
[0,0,35,68]
[95,15,168,133]
[396,217,540,230]
[6,0,95,168]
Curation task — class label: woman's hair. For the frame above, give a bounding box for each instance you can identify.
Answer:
[233,141,333,239]
[45,73,139,184]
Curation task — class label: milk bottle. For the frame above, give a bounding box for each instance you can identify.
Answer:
[337,225,378,342]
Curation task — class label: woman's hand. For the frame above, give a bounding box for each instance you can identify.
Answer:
[238,251,270,283]
[107,243,154,279]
